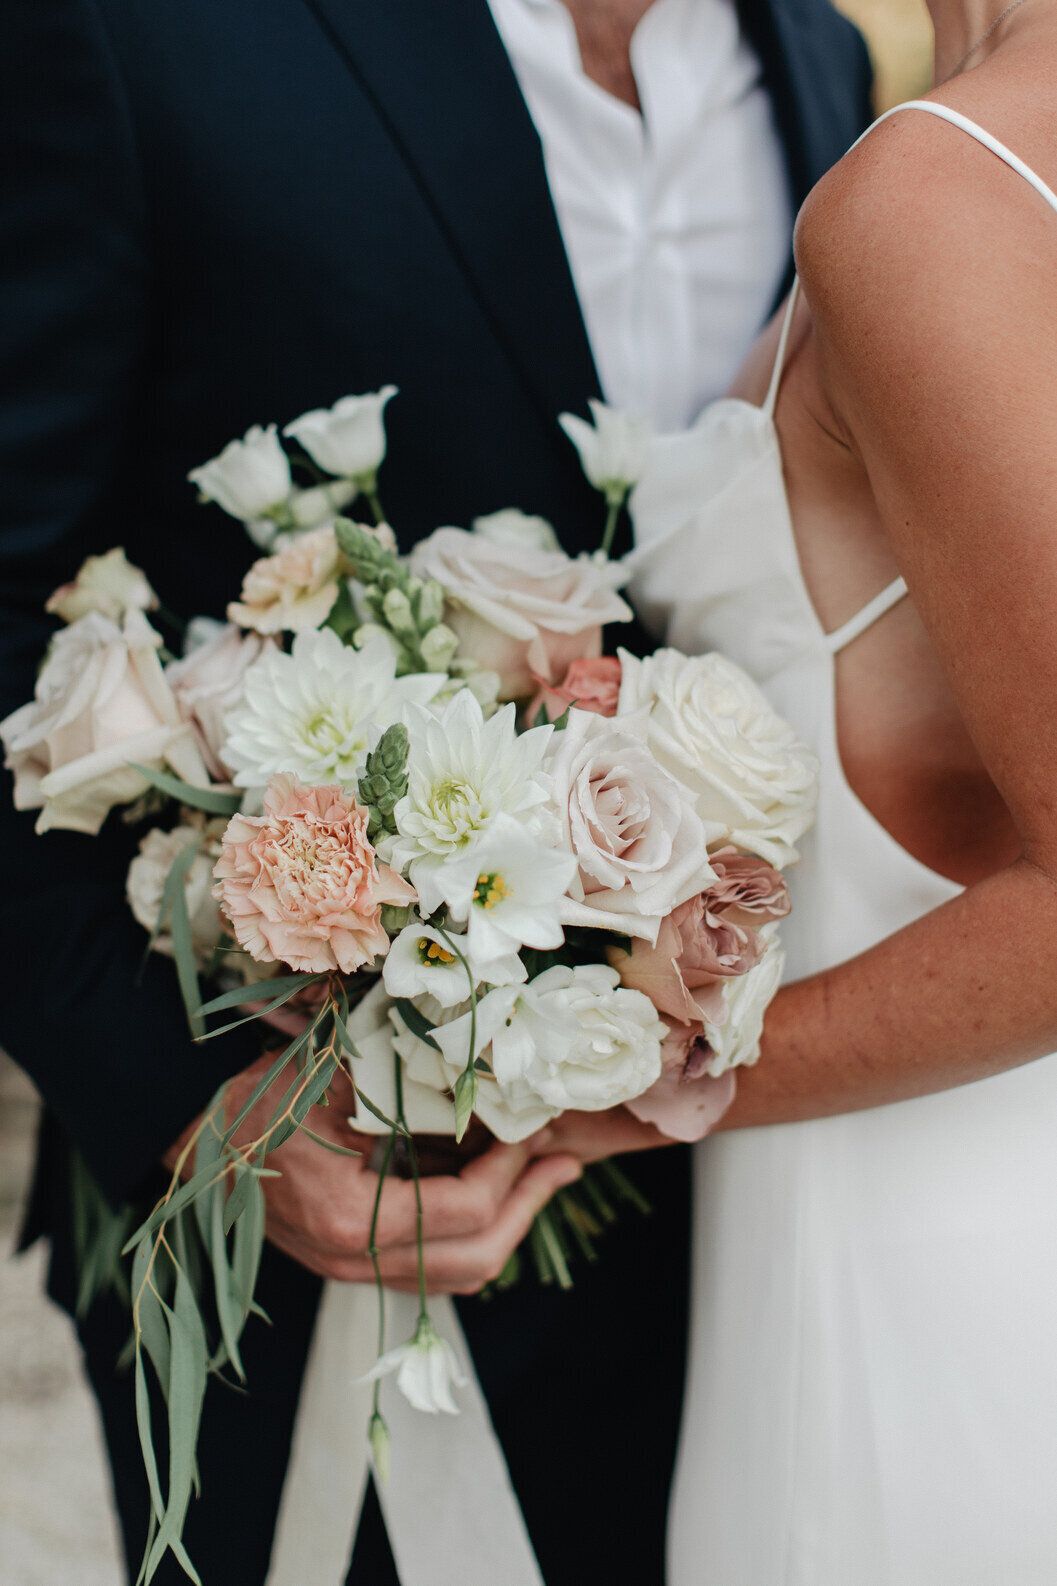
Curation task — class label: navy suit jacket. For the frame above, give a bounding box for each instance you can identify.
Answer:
[0,4,872,1581]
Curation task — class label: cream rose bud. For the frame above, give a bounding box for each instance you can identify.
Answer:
[546,707,714,943]
[558,400,653,501]
[0,610,209,835]
[188,424,293,522]
[283,387,397,482]
[165,620,269,780]
[46,548,157,625]
[471,509,560,552]
[127,821,227,964]
[409,525,633,701]
[618,647,819,868]
[227,525,343,635]
[700,933,786,1076]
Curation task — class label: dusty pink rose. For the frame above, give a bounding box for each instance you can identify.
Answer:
[214,775,414,974]
[528,655,622,724]
[626,1020,737,1141]
[227,525,343,634]
[705,846,790,929]
[608,887,762,1029]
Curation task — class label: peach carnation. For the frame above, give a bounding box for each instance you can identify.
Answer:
[214,775,414,974]
[227,525,343,634]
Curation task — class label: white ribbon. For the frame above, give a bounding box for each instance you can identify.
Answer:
[266,1282,545,1586]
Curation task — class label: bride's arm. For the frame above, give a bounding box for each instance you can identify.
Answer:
[538,104,1057,1154]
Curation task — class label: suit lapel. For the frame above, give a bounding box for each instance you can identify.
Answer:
[301,0,601,428]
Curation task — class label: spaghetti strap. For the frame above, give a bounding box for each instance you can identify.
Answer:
[853,100,1057,217]
[763,276,801,417]
[826,575,908,654]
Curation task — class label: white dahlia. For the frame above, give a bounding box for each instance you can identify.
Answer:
[222,629,444,789]
[387,689,556,916]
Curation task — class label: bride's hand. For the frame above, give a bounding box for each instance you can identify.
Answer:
[525,1106,673,1164]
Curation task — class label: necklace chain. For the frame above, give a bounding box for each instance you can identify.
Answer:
[944,0,1033,79]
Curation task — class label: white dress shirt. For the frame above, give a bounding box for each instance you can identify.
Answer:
[487,0,792,429]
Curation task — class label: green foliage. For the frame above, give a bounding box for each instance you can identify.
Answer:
[357,723,409,841]
[127,763,242,817]
[70,1151,136,1319]
[334,516,458,675]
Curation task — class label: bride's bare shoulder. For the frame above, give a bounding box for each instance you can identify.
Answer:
[794,86,1057,388]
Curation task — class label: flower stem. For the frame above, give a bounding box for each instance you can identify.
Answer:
[600,495,624,559]
[367,1129,397,1417]
[393,1055,429,1322]
[365,487,386,527]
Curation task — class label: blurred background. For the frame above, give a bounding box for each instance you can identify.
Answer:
[0,5,932,1583]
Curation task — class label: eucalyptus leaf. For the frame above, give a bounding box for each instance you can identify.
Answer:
[128,762,242,816]
[210,1179,246,1382]
[196,973,321,1017]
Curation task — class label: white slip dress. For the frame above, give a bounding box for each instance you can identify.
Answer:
[628,102,1057,1586]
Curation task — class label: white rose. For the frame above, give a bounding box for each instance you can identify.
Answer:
[346,986,558,1142]
[126,820,227,964]
[227,525,343,635]
[45,548,157,625]
[617,647,819,867]
[558,400,653,501]
[188,424,293,522]
[471,509,560,552]
[165,620,269,780]
[434,963,665,1121]
[410,526,632,700]
[546,707,714,943]
[284,387,397,482]
[0,610,209,835]
[701,933,785,1076]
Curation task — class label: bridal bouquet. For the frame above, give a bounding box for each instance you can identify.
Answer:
[1,388,817,1582]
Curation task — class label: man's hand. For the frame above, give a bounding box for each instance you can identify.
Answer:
[166,1051,582,1296]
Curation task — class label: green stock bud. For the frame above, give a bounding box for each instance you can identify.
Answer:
[420,623,458,672]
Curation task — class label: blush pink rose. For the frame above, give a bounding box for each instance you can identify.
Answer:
[625,1020,737,1141]
[409,526,632,700]
[214,774,415,974]
[528,655,622,724]
[227,525,343,634]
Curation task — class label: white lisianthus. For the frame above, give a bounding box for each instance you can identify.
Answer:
[387,689,556,916]
[0,610,208,835]
[284,387,397,484]
[558,400,653,502]
[222,629,445,789]
[126,820,227,964]
[471,509,560,552]
[45,548,157,625]
[546,706,714,943]
[382,922,482,1008]
[165,620,269,781]
[617,647,819,868]
[445,817,576,978]
[188,424,293,522]
[701,932,785,1076]
[409,525,632,701]
[361,1315,466,1415]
